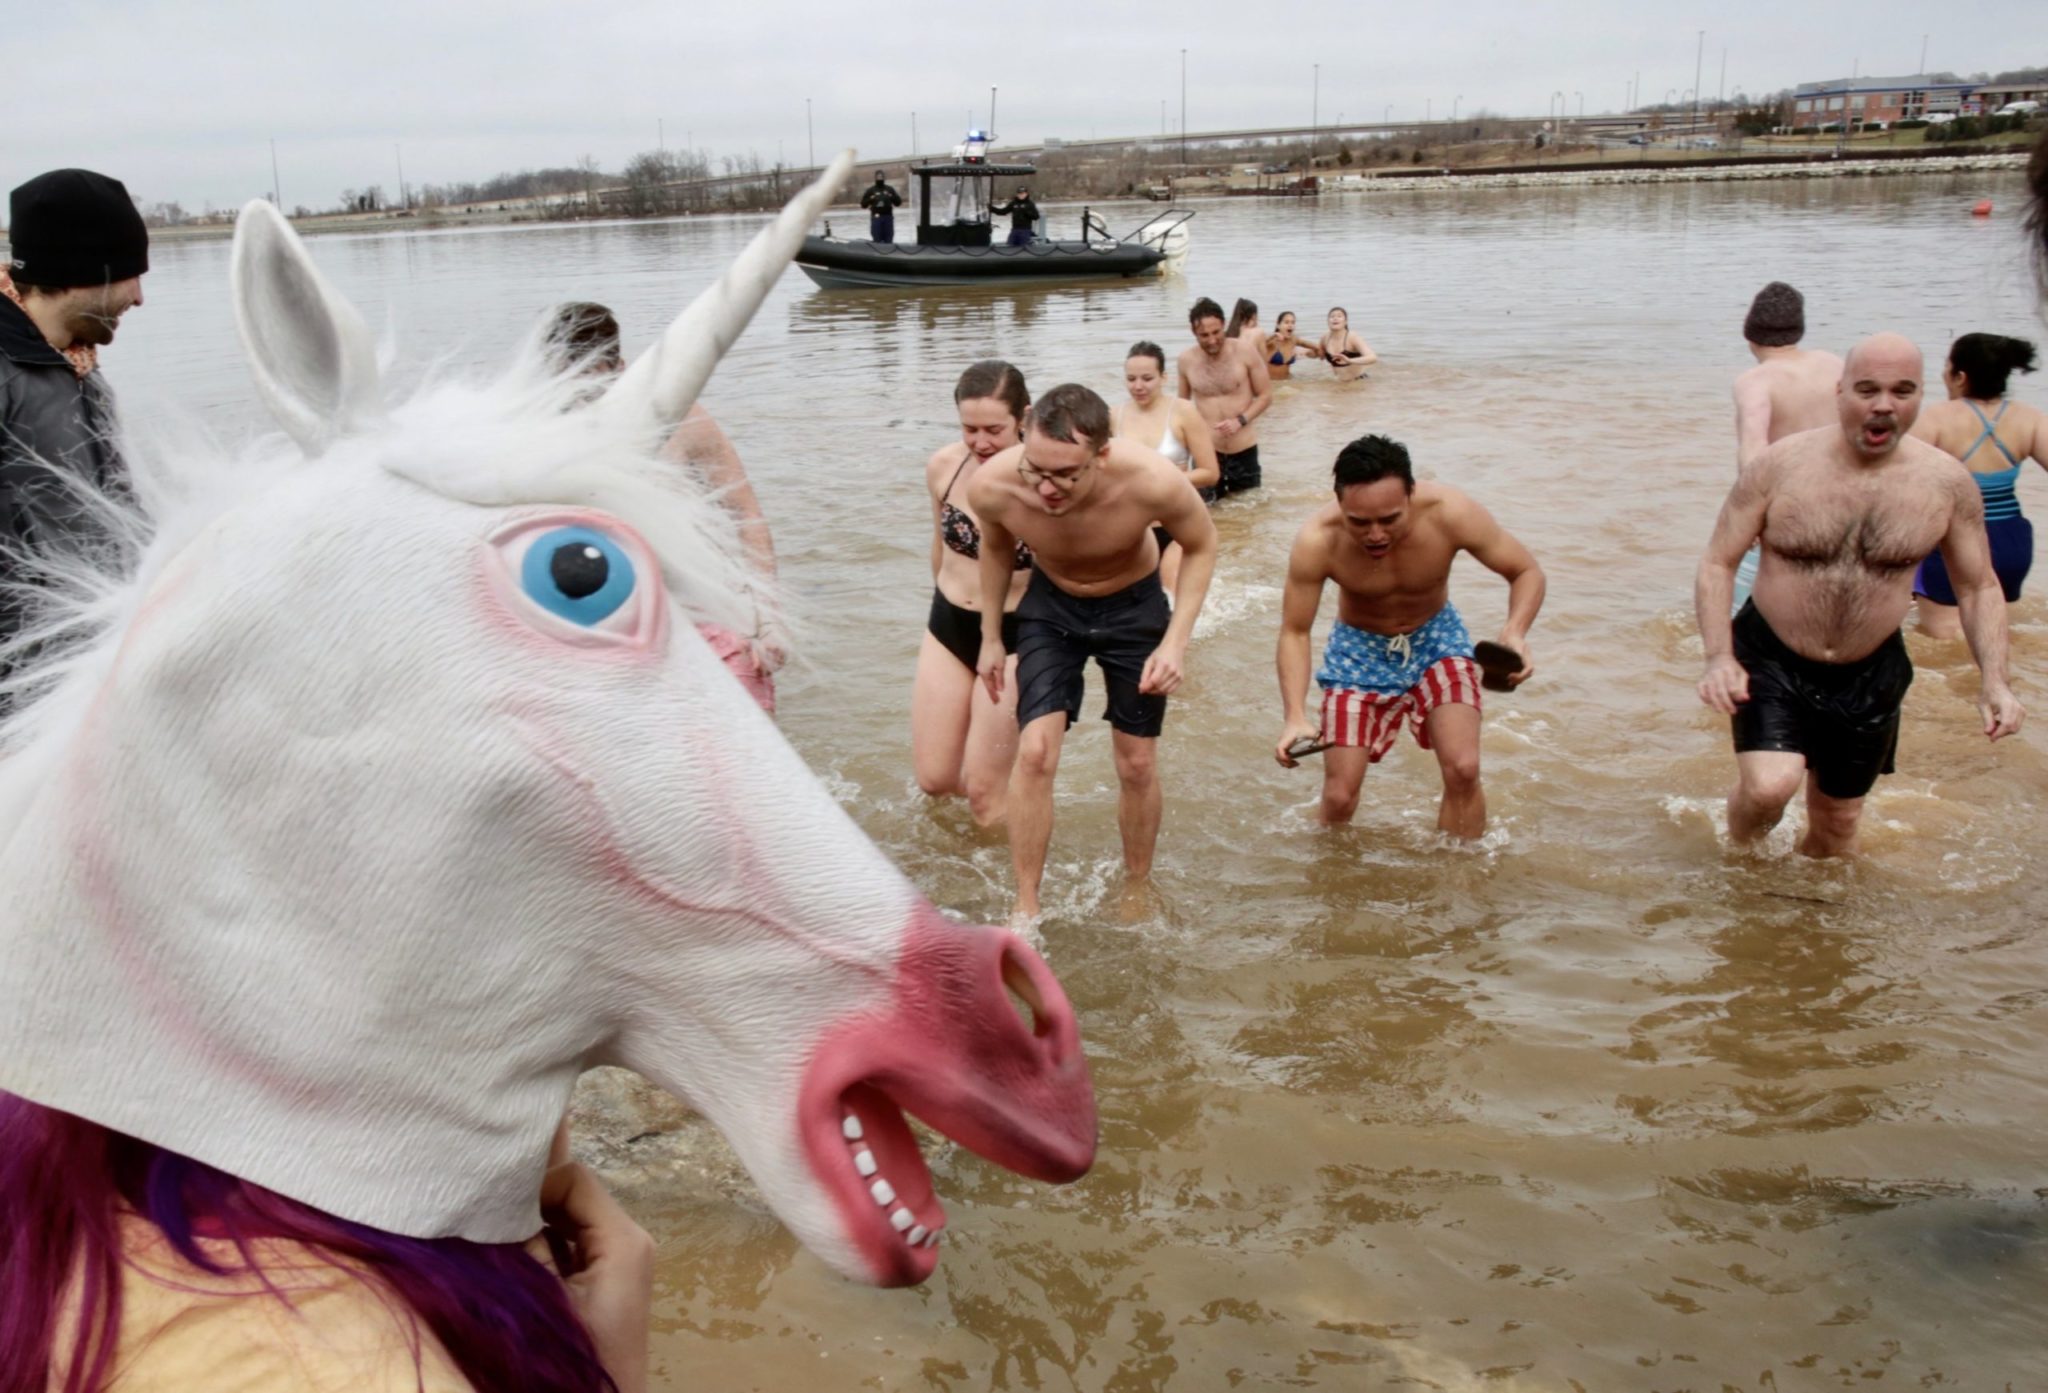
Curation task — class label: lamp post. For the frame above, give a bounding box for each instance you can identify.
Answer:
[1575,90,1584,119]
[1312,62,1319,165]
[1692,29,1704,138]
[1452,93,1462,122]
[1180,48,1187,170]
[1383,102,1392,124]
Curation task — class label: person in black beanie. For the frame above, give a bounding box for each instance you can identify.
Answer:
[2,167,150,707]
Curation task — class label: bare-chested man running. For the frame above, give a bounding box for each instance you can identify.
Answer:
[1177,296,1273,496]
[971,384,1218,924]
[1274,434,1545,838]
[1697,332,2025,858]
[1727,282,1844,611]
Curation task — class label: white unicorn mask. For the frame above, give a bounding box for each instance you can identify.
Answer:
[0,155,1096,1286]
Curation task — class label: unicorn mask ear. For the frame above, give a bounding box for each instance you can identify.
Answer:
[598,149,855,434]
[230,199,382,456]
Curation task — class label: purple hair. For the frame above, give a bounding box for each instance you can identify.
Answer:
[0,1092,618,1393]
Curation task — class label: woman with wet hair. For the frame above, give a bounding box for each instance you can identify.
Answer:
[1114,340,1219,592]
[913,360,1034,824]
[1225,297,1262,351]
[1320,306,1378,382]
[1263,310,1319,380]
[1909,332,2046,638]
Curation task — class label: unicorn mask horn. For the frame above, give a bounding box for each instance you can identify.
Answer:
[0,151,1095,1290]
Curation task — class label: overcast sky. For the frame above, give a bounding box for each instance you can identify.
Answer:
[11,1,2045,213]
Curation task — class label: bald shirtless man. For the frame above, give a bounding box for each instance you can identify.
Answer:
[1728,282,1844,610]
[1178,296,1273,495]
[1274,435,1545,838]
[971,384,1218,923]
[1697,333,2024,859]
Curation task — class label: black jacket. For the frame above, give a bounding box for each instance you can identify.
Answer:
[1,294,126,672]
[992,195,1039,233]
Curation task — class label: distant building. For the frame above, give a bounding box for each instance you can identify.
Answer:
[1974,79,2048,112]
[1789,75,1980,128]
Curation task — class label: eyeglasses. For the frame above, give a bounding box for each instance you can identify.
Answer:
[1017,451,1092,489]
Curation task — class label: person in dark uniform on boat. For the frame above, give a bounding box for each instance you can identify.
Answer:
[860,171,903,244]
[992,187,1040,247]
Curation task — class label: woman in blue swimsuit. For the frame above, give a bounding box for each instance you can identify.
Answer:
[1264,311,1318,380]
[1910,333,2044,639]
[913,361,1034,823]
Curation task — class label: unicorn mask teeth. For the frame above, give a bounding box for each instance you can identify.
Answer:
[0,151,1096,1289]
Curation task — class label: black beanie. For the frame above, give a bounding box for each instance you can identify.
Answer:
[7,168,150,289]
[1743,281,1804,348]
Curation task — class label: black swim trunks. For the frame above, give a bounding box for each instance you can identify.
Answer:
[1730,600,1913,801]
[927,589,1019,674]
[1013,568,1172,737]
[1217,444,1260,495]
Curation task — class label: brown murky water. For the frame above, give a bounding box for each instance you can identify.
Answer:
[124,171,2046,1389]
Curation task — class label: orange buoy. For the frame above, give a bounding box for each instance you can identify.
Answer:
[1972,199,1994,217]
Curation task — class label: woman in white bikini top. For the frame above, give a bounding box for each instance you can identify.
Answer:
[1112,340,1220,592]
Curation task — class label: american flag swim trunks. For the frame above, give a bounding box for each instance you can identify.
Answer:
[1319,655,1481,763]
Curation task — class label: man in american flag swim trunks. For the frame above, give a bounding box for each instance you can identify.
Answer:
[1274,434,1546,837]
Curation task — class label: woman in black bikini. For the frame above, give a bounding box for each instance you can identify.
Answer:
[913,361,1033,825]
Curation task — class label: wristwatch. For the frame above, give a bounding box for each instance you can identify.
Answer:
[1235,412,1248,428]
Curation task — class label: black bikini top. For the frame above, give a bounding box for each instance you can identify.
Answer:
[939,455,1033,570]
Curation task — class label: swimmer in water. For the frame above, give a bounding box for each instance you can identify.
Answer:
[913,360,1034,825]
[1728,281,1843,612]
[1263,310,1319,380]
[1274,434,1544,838]
[1178,296,1273,495]
[1696,333,2023,858]
[969,384,1217,926]
[1319,306,1377,382]
[1908,333,2046,640]
[1225,297,1262,352]
[1114,340,1219,594]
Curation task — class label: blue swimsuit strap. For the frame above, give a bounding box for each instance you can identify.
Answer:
[1961,399,2020,468]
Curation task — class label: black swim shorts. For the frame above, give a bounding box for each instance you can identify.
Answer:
[927,588,1019,674]
[1217,444,1260,495]
[1729,600,1914,801]
[1013,568,1171,737]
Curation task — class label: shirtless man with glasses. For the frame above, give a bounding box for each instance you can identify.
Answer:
[969,383,1218,928]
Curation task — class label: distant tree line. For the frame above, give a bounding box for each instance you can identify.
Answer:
[412,166,605,208]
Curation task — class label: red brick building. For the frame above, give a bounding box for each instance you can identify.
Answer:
[1790,75,1981,129]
